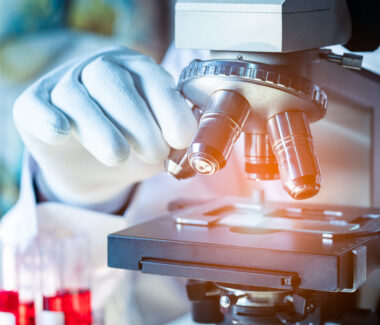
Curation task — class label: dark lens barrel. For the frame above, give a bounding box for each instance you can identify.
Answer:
[188,90,251,175]
[267,111,321,200]
[245,133,279,180]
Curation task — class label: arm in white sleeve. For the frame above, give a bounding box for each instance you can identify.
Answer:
[0,152,38,245]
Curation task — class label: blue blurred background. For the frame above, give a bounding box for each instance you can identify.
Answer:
[0,0,174,216]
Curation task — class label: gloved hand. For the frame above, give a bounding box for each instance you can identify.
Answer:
[13,46,197,210]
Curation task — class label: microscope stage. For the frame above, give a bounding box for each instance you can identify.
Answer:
[108,197,380,292]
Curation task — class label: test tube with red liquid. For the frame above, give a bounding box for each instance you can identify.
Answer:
[0,241,19,325]
[17,243,39,325]
[42,235,92,325]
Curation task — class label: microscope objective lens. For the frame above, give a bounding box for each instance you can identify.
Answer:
[188,90,251,175]
[267,111,322,200]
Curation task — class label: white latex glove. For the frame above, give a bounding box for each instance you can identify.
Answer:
[13,46,197,209]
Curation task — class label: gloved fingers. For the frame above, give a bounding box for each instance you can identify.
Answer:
[113,54,197,150]
[51,60,130,167]
[13,63,72,145]
[12,46,127,147]
[81,57,170,164]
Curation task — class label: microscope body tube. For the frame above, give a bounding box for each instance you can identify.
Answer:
[267,111,322,200]
[188,90,251,175]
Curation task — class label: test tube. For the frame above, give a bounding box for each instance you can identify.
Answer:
[17,243,39,325]
[41,235,92,325]
[41,237,61,313]
[0,241,19,325]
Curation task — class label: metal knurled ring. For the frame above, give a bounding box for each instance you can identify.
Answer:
[178,59,328,112]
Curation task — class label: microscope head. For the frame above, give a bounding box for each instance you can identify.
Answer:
[169,0,353,200]
[175,0,352,53]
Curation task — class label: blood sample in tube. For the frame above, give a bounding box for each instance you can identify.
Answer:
[61,289,92,325]
[44,289,91,325]
[0,290,19,323]
[19,301,35,325]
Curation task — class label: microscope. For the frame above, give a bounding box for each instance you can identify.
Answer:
[108,1,380,324]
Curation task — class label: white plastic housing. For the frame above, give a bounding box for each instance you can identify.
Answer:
[175,0,352,53]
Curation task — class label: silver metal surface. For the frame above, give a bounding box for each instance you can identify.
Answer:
[179,59,327,133]
[352,246,367,291]
[210,49,320,68]
[165,149,195,179]
[172,197,380,237]
[267,111,322,200]
[320,50,363,70]
[216,284,291,308]
[175,214,222,226]
[341,246,367,293]
[220,295,231,308]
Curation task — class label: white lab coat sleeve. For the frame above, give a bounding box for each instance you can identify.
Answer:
[0,151,132,244]
[34,166,135,215]
[0,151,39,245]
